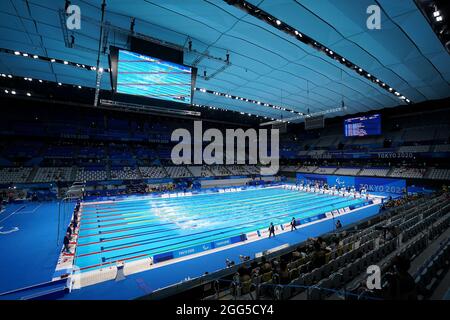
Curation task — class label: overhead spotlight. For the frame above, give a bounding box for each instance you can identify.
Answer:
[433,10,440,18]
[58,82,62,86]
[39,80,43,83]
[64,61,69,65]
[23,53,28,57]
[26,93,31,97]
[33,55,38,59]
[14,51,20,55]
[275,19,281,25]
[342,58,346,62]
[51,59,56,63]
[11,91,16,95]
[358,68,362,72]
[7,75,12,78]
[367,74,371,77]
[4,90,9,94]
[436,16,443,22]
[78,85,82,89]
[98,67,104,73]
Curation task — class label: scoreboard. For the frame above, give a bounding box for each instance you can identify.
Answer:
[344,114,381,137]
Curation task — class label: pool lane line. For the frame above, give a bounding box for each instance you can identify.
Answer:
[75,199,374,270]
[77,197,364,241]
[80,186,284,210]
[79,194,358,233]
[78,186,304,215]
[75,198,363,259]
[94,197,359,251]
[79,192,335,230]
[80,189,319,218]
[79,191,321,225]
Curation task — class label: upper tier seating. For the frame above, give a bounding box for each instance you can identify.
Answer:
[209,165,231,176]
[297,166,318,173]
[427,168,450,181]
[434,144,450,152]
[227,165,252,175]
[76,168,107,181]
[33,167,73,182]
[315,167,337,174]
[245,165,261,175]
[110,167,140,180]
[358,168,390,177]
[398,145,430,153]
[139,166,167,179]
[402,127,436,142]
[389,167,426,179]
[165,166,191,178]
[334,168,361,176]
[0,167,32,184]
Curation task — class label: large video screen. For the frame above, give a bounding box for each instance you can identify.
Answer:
[116,49,192,104]
[344,114,381,137]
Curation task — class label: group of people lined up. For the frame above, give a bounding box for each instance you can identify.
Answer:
[63,200,80,254]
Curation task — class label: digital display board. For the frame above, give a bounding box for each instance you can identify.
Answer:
[115,49,193,104]
[344,114,381,137]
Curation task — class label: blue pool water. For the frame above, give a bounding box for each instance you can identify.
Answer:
[75,187,366,271]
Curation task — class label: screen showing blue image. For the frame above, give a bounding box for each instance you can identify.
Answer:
[344,114,381,137]
[116,49,192,104]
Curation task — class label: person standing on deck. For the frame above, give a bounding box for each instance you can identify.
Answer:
[268,222,275,238]
[63,232,70,253]
[291,217,297,231]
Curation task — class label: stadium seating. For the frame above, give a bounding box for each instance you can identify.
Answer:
[315,167,337,175]
[139,166,167,179]
[297,166,318,173]
[389,167,426,179]
[427,168,450,181]
[165,166,191,178]
[196,192,450,301]
[76,167,108,182]
[33,167,73,182]
[0,167,32,184]
[358,168,390,177]
[110,167,141,180]
[398,145,431,153]
[334,168,361,176]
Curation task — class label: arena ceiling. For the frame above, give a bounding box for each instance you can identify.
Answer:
[0,0,449,120]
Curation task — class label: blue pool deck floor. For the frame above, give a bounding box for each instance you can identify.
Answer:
[0,202,71,294]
